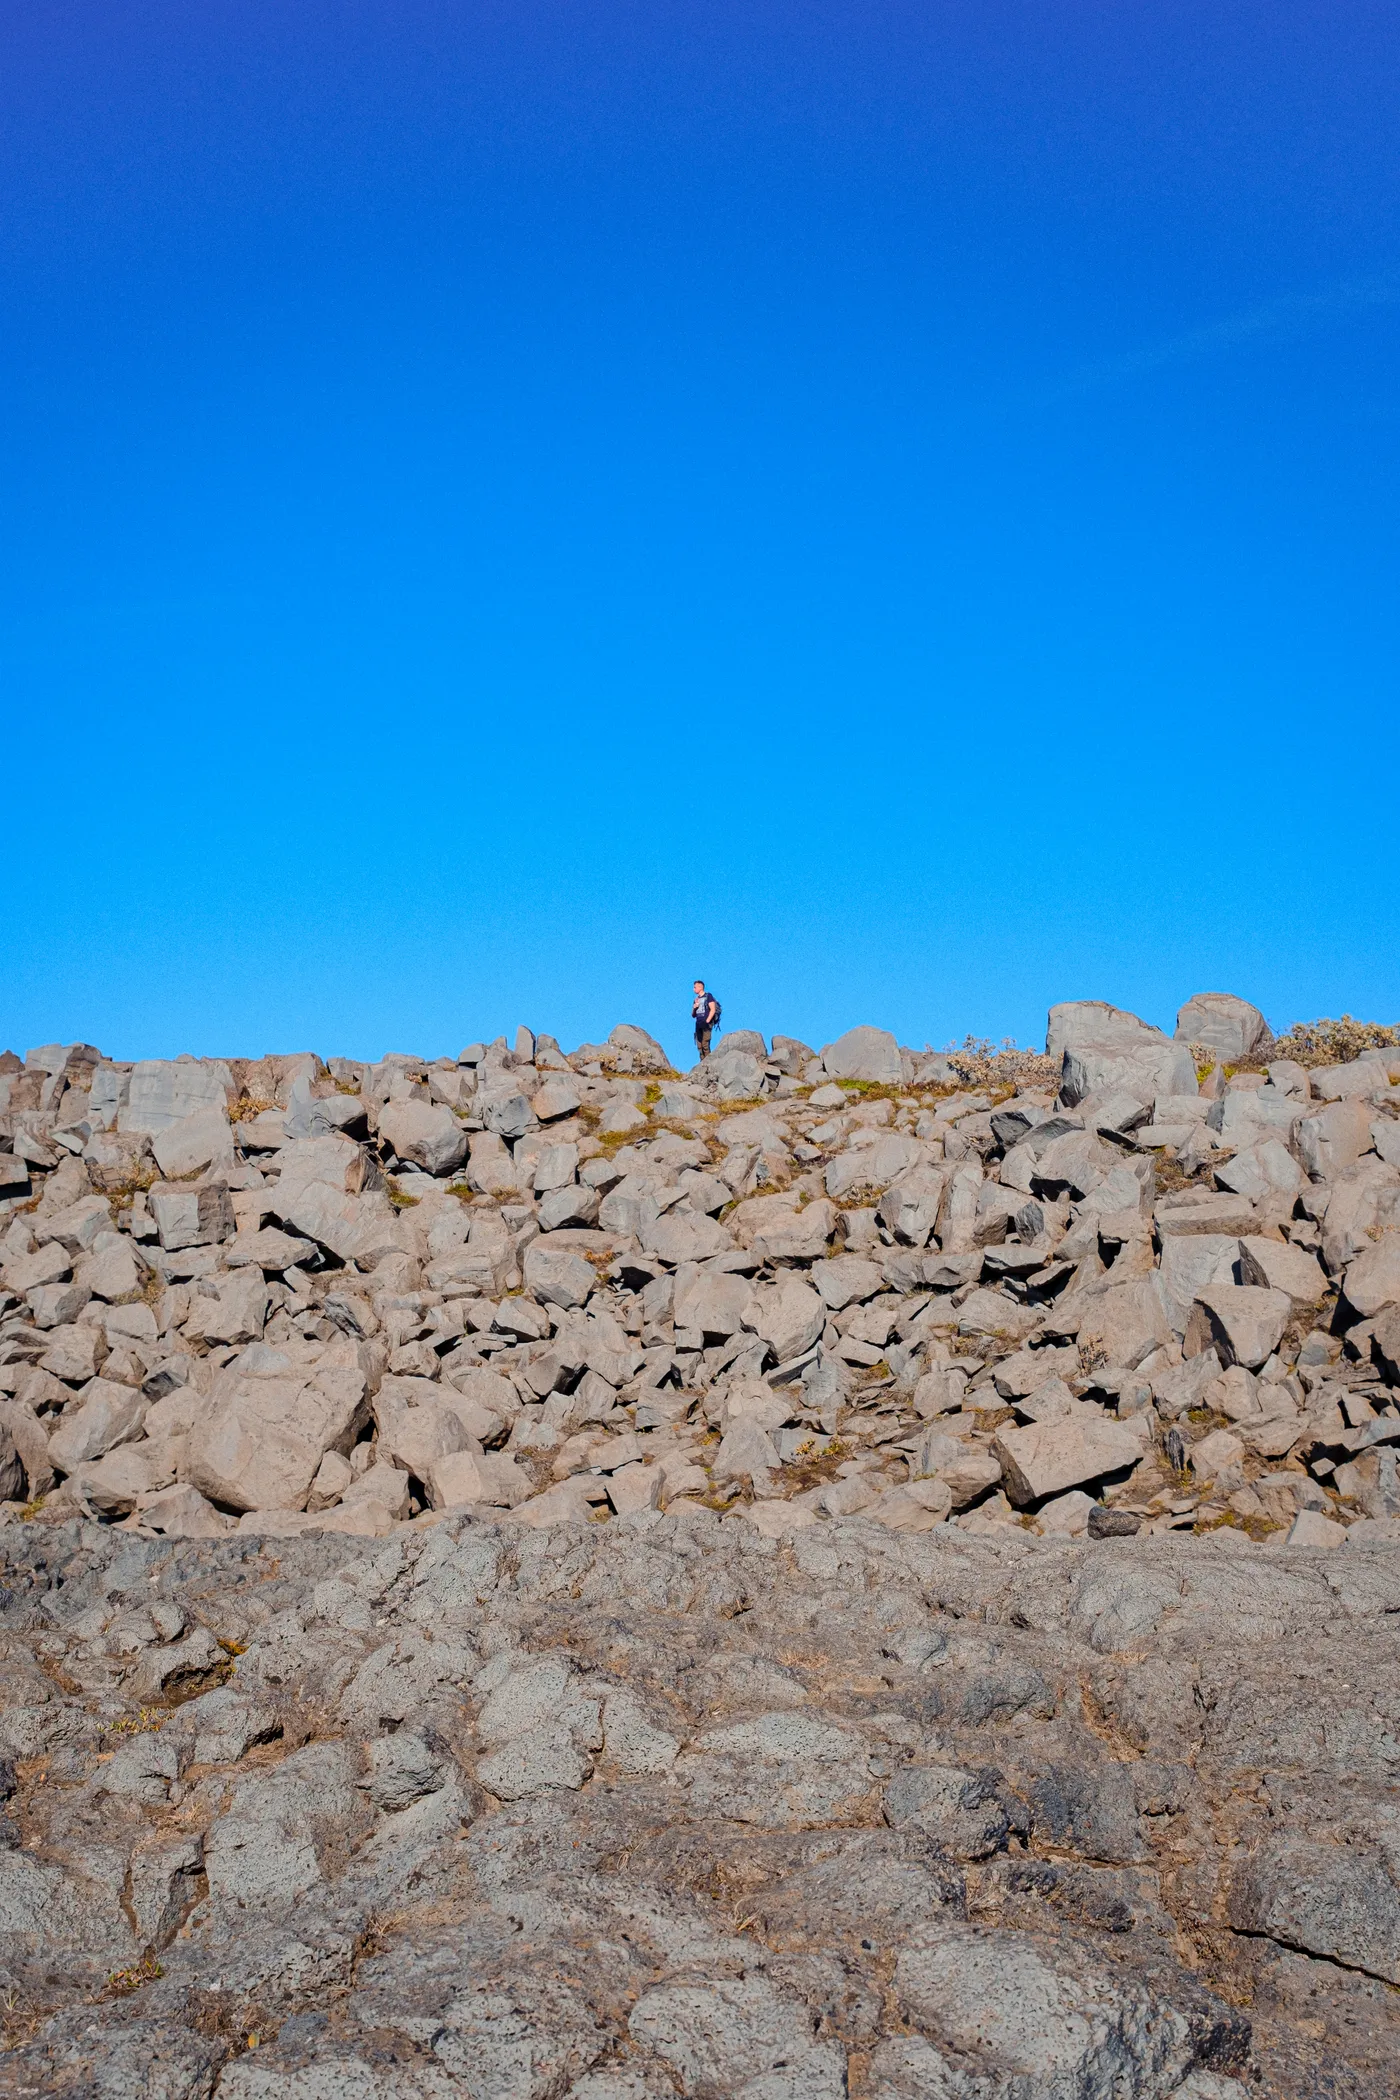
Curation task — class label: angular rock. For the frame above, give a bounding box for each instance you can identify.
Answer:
[1296,1098,1374,1180]
[825,1134,922,1201]
[1215,1137,1305,1204]
[747,1276,823,1363]
[1185,1285,1291,1369]
[533,1075,582,1122]
[1075,1272,1175,1368]
[47,1378,148,1474]
[185,1364,368,1512]
[1342,1232,1400,1319]
[993,1412,1142,1506]
[378,1098,468,1177]
[1236,1235,1326,1308]
[149,1182,235,1251]
[183,1271,269,1344]
[523,1243,596,1309]
[119,1057,233,1134]
[151,1105,234,1180]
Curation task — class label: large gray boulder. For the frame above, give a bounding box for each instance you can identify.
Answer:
[819,1025,902,1086]
[1175,991,1273,1064]
[1059,1033,1197,1108]
[186,1363,369,1512]
[118,1058,234,1135]
[377,1098,468,1177]
[1046,1000,1162,1059]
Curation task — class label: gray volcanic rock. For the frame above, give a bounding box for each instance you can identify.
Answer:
[0,1514,1391,2094]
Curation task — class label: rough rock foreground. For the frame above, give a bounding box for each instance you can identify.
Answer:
[0,995,1398,2095]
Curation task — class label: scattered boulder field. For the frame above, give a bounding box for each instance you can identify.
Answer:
[0,994,1398,2095]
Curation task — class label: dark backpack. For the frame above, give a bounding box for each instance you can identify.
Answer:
[708,995,721,1029]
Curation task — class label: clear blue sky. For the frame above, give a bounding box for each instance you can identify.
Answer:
[3,2,1397,1071]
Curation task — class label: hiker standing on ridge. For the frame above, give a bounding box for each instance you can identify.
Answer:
[692,980,720,1061]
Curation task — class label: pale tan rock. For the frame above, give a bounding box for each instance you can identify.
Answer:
[37,1324,107,1385]
[372,1389,472,1482]
[47,1379,148,1474]
[1343,1232,1400,1319]
[1296,1098,1373,1179]
[76,1440,177,1516]
[509,1476,602,1527]
[421,1447,484,1509]
[1285,1508,1348,1548]
[183,1273,268,1345]
[152,1106,234,1180]
[1075,1275,1174,1370]
[185,1364,368,1513]
[867,1480,952,1531]
[1190,1427,1245,1481]
[744,1499,817,1537]
[1239,1411,1303,1459]
[1238,1236,1327,1308]
[1186,1285,1291,1369]
[135,1482,235,1537]
[306,1449,353,1511]
[606,1462,661,1516]
[0,1399,53,1498]
[340,1460,412,1521]
[1036,1489,1096,1536]
[993,1413,1141,1507]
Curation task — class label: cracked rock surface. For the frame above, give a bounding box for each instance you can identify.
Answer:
[0,1510,1396,2095]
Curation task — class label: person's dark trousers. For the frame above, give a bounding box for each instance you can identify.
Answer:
[695,1025,712,1060]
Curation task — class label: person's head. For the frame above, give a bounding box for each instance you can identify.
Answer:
[693,980,704,994]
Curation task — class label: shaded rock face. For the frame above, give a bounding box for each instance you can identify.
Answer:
[2,1006,1400,2088]
[0,1516,1393,2097]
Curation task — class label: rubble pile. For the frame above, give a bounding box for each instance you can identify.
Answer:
[3,993,1399,1550]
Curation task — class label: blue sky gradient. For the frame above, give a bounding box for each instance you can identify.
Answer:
[3,1,1398,1070]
